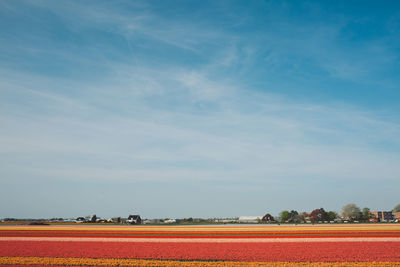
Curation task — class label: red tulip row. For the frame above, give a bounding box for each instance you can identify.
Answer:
[1,241,400,262]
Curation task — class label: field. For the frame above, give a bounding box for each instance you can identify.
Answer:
[1,224,400,266]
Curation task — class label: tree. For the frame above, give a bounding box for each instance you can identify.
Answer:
[288,210,299,223]
[309,208,328,223]
[280,210,290,223]
[309,209,320,223]
[319,208,329,221]
[327,211,338,221]
[298,212,309,223]
[341,203,362,221]
[393,204,400,212]
[362,207,371,221]
[91,214,97,223]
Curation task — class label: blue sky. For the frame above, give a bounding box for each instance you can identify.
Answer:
[1,0,400,219]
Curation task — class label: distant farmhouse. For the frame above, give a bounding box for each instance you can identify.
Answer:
[127,215,142,224]
[370,211,400,222]
[262,213,275,222]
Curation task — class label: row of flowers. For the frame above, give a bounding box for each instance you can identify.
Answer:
[2,229,400,238]
[2,241,400,261]
[1,225,400,264]
[1,257,400,266]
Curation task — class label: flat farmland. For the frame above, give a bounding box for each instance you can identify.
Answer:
[1,224,400,266]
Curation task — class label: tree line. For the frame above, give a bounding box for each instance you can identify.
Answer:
[264,203,400,223]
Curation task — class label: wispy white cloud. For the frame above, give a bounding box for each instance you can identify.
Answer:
[1,65,399,187]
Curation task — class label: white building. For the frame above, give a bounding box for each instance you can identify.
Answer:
[238,216,262,223]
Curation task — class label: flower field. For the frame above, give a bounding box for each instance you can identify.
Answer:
[1,224,399,266]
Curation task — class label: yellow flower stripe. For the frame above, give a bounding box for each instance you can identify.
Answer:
[0,257,399,266]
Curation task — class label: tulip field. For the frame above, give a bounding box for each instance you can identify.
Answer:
[1,224,400,266]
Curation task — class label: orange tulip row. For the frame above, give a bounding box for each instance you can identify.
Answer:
[0,257,399,266]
